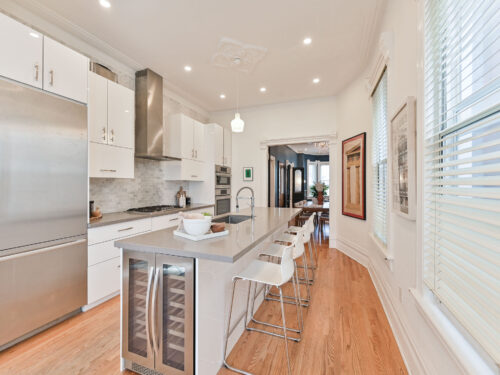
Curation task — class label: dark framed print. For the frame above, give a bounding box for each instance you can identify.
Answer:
[342,132,366,220]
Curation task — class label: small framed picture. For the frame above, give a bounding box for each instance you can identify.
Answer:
[243,167,253,181]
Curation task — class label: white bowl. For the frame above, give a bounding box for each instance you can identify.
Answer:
[183,218,211,236]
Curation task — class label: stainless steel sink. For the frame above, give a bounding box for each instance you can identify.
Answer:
[212,215,252,224]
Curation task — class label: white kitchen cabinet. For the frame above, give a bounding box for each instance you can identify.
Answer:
[108,80,134,148]
[164,159,205,181]
[87,256,121,305]
[213,124,224,166]
[0,12,43,89]
[223,127,232,167]
[151,213,180,231]
[43,36,88,103]
[88,72,108,144]
[89,142,134,179]
[193,120,205,161]
[166,113,206,161]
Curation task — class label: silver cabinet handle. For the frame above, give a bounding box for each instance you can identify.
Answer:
[145,266,155,353]
[109,129,114,144]
[49,70,54,86]
[151,267,161,355]
[118,226,133,232]
[100,169,117,172]
[102,127,106,141]
[33,64,39,81]
[191,175,198,178]
[169,217,179,221]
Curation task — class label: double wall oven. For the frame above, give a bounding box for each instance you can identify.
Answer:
[215,165,231,216]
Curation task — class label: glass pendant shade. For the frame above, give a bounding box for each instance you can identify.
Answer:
[231,112,245,133]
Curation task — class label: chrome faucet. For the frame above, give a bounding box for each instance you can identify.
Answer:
[236,186,255,218]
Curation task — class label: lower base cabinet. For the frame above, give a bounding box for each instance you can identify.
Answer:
[122,251,194,375]
[88,257,121,303]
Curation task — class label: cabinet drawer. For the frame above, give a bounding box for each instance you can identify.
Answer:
[88,218,151,245]
[88,257,120,305]
[152,214,180,231]
[88,240,120,266]
[89,142,134,179]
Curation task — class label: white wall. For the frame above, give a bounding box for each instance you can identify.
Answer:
[210,97,337,210]
[334,1,494,374]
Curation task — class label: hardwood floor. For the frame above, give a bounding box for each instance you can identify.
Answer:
[0,229,407,375]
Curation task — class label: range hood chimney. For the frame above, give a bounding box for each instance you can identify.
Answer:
[135,69,177,160]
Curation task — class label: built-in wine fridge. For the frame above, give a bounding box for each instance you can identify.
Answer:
[122,250,194,375]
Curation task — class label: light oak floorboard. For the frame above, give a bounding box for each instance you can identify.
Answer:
[0,228,407,375]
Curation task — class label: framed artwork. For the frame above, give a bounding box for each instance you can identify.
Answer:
[342,132,366,220]
[390,97,416,220]
[243,167,253,181]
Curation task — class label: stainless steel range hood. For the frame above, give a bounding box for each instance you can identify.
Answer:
[135,69,179,160]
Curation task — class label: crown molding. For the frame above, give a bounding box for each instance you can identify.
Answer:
[259,133,338,150]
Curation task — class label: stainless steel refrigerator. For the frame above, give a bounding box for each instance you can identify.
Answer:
[0,77,87,349]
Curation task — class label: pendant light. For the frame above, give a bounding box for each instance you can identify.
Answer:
[231,58,245,133]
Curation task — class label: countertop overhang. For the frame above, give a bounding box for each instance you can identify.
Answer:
[115,207,301,263]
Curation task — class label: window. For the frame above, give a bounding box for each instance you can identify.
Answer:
[424,0,500,364]
[372,70,388,245]
[307,160,330,197]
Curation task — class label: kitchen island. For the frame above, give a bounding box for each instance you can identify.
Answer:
[116,207,301,375]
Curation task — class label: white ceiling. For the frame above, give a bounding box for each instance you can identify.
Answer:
[18,0,386,111]
[288,143,329,156]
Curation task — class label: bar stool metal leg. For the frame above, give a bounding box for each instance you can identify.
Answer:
[279,286,292,375]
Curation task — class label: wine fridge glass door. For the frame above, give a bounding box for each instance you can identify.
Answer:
[155,254,194,375]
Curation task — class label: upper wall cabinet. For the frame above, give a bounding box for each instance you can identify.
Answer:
[0,13,88,103]
[0,12,43,89]
[166,113,206,161]
[43,37,89,103]
[223,127,232,167]
[213,124,224,166]
[88,72,134,149]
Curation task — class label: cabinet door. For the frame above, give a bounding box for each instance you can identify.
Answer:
[88,72,108,144]
[108,81,134,149]
[154,254,194,375]
[223,127,232,167]
[0,13,43,88]
[181,159,205,181]
[214,124,224,166]
[193,120,205,161]
[122,250,156,370]
[87,256,120,305]
[181,115,194,160]
[43,36,89,103]
[89,142,134,178]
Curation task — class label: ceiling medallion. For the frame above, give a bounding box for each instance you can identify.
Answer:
[211,37,267,74]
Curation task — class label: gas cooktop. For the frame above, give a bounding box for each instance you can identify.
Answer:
[127,205,181,213]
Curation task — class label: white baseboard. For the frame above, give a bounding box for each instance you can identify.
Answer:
[334,236,429,375]
[81,291,120,312]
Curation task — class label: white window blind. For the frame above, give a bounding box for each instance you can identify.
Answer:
[424,0,500,364]
[372,70,388,245]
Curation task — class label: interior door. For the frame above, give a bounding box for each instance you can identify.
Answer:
[293,167,305,204]
[285,164,292,207]
[154,254,194,375]
[122,250,156,370]
[278,162,285,207]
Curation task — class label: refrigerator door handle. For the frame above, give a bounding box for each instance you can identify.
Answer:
[145,266,155,353]
[151,266,161,356]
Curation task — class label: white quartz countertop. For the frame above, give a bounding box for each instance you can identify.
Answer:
[115,207,301,263]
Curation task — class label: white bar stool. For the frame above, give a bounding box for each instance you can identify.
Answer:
[223,243,298,375]
[260,228,311,307]
[286,213,318,270]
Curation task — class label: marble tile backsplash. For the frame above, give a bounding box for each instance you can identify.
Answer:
[90,158,189,213]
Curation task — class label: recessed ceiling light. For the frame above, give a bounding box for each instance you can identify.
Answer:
[303,37,312,45]
[29,32,40,38]
[260,87,267,93]
[313,77,320,84]
[99,0,111,8]
[184,65,192,72]
[220,94,226,99]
